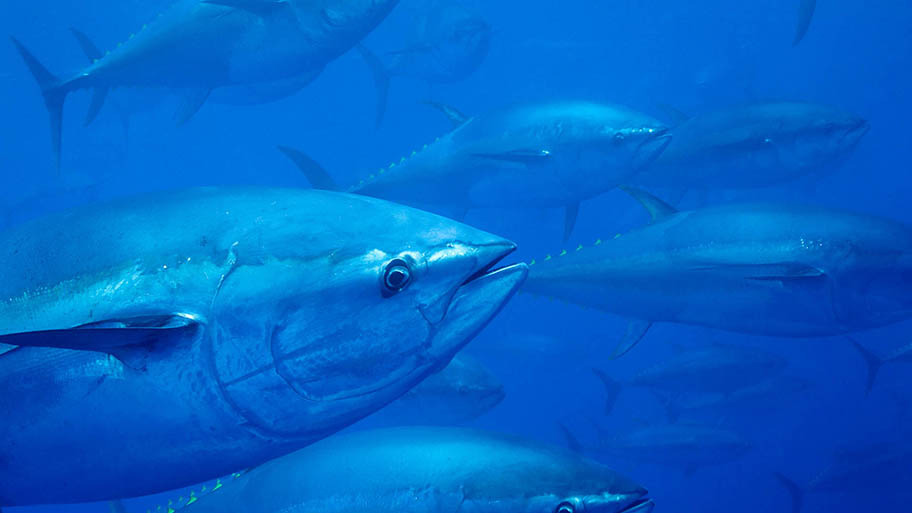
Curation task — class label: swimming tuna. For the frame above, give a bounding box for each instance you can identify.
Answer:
[776,443,912,512]
[139,427,654,513]
[524,187,912,357]
[280,100,671,239]
[11,0,399,169]
[0,187,527,506]
[364,353,505,426]
[592,344,787,413]
[653,376,811,423]
[633,102,868,190]
[573,424,750,474]
[365,1,490,84]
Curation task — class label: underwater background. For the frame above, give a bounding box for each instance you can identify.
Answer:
[1,1,911,512]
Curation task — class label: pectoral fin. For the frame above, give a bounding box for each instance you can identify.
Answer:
[423,100,470,127]
[690,262,826,281]
[609,320,652,359]
[202,0,288,16]
[473,149,551,164]
[175,88,212,126]
[793,0,816,46]
[0,314,201,352]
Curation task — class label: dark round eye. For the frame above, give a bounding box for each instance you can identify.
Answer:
[613,132,626,143]
[555,502,575,513]
[382,258,412,296]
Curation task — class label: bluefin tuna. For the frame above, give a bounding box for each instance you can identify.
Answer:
[0,187,527,505]
[12,0,399,168]
[776,443,912,513]
[574,424,750,474]
[366,1,490,84]
[363,353,505,426]
[653,376,811,423]
[524,187,912,357]
[280,100,671,239]
[139,427,654,513]
[591,344,787,414]
[633,102,868,190]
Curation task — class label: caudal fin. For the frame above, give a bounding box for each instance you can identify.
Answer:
[10,37,67,171]
[848,337,883,396]
[277,146,341,191]
[591,368,623,415]
[355,44,390,127]
[69,28,108,126]
[773,472,804,513]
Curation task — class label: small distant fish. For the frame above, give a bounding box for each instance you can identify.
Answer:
[794,0,817,46]
[634,101,869,190]
[581,423,750,474]
[280,100,670,239]
[136,427,655,513]
[654,376,811,423]
[591,344,787,414]
[365,354,505,425]
[524,187,912,358]
[380,1,491,83]
[12,0,399,169]
[776,442,912,513]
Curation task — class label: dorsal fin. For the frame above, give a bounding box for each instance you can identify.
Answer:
[277,146,340,191]
[619,186,677,223]
[423,100,470,127]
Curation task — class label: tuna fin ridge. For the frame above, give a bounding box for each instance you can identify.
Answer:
[0,314,201,352]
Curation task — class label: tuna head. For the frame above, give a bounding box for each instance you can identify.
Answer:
[208,191,526,438]
[750,102,869,173]
[305,0,399,44]
[836,251,912,331]
[484,451,653,513]
[529,102,671,199]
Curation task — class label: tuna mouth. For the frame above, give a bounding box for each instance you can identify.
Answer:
[620,498,654,513]
[635,130,673,167]
[461,242,517,286]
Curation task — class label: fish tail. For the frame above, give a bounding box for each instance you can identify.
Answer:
[276,146,341,191]
[355,44,390,128]
[773,472,804,513]
[847,337,882,396]
[10,36,68,172]
[69,27,109,127]
[591,368,622,415]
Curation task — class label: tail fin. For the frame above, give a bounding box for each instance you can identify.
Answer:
[69,28,108,126]
[773,472,804,513]
[276,146,341,191]
[848,337,883,396]
[10,37,67,171]
[355,44,390,128]
[591,368,623,416]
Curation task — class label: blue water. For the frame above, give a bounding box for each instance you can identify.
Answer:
[1,1,911,512]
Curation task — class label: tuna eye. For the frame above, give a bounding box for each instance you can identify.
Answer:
[382,258,412,296]
[556,502,575,513]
